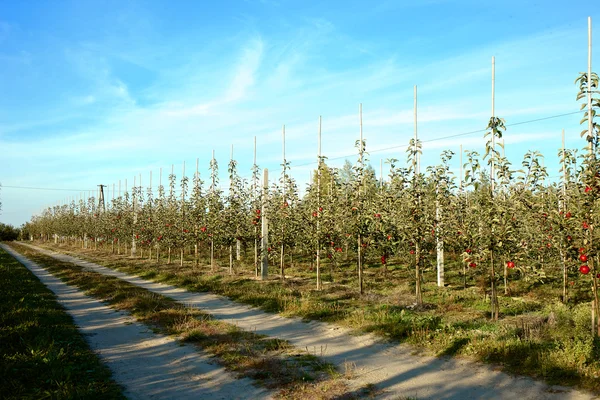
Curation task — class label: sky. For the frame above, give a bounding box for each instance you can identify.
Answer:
[0,0,598,227]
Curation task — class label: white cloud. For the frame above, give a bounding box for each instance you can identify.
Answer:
[223,38,264,102]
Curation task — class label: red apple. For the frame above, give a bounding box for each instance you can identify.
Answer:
[469,262,477,268]
[580,247,586,254]
[410,250,415,255]
[319,207,323,212]
[583,222,590,229]
[580,265,590,274]
[507,261,515,269]
[565,212,572,219]
[580,254,588,262]
[466,249,472,254]
[585,186,592,193]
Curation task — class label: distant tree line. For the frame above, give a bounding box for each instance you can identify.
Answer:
[0,223,19,241]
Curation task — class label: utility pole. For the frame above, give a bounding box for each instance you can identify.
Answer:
[98,185,106,212]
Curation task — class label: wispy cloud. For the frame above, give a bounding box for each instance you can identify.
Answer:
[224,38,263,102]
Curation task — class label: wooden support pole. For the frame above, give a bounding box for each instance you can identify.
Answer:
[261,168,269,280]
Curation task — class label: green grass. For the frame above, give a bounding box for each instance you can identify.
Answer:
[10,243,365,399]
[0,246,125,399]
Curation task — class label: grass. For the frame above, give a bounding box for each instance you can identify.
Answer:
[29,240,600,393]
[8,243,374,399]
[0,246,125,399]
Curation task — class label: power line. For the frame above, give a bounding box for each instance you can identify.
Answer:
[290,109,584,169]
[6,109,586,194]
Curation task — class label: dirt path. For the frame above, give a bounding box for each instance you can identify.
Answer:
[18,243,598,400]
[1,244,271,400]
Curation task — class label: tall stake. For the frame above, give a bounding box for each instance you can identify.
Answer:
[168,165,173,264]
[195,158,199,267]
[379,159,383,191]
[253,137,259,277]
[460,144,467,289]
[436,189,444,287]
[589,16,593,153]
[491,57,496,192]
[149,170,153,260]
[317,116,322,290]
[561,129,568,302]
[281,125,286,280]
[490,56,499,320]
[157,168,162,262]
[357,104,364,295]
[229,145,235,274]
[181,161,185,267]
[261,168,269,280]
[414,85,422,305]
[210,151,215,271]
[131,176,137,257]
[414,85,419,174]
[587,16,599,336]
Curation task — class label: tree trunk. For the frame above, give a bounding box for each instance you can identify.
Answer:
[357,234,363,295]
[229,245,233,275]
[415,241,422,305]
[561,250,567,302]
[490,251,499,321]
[211,239,215,271]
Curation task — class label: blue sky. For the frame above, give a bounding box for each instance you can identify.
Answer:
[0,1,598,226]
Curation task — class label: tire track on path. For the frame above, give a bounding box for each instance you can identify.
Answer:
[1,244,272,400]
